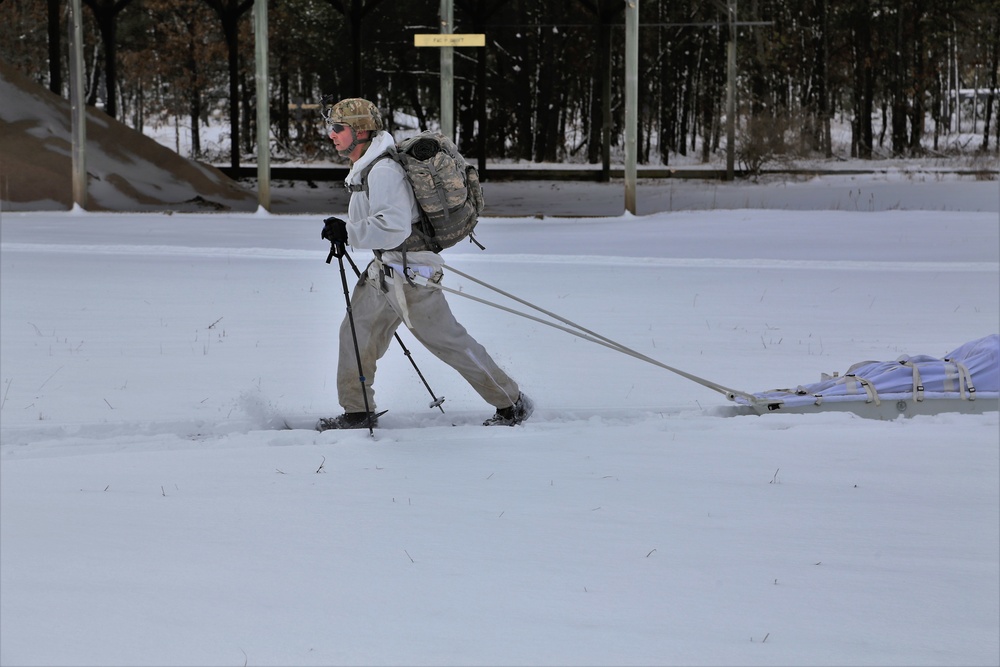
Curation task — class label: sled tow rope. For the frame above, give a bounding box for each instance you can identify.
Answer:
[409,263,756,404]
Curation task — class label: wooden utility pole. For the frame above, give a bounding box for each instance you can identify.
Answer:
[624,0,639,213]
[69,0,87,209]
[440,0,454,140]
[414,4,484,143]
[725,0,737,181]
[254,0,270,211]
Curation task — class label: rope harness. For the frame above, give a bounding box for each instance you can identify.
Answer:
[397,262,756,404]
[336,250,989,413]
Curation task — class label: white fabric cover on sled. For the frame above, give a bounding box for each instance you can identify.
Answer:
[734,334,999,417]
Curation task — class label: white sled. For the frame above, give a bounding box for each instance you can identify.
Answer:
[424,267,998,420]
[729,334,1000,419]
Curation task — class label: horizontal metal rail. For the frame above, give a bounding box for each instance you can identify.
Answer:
[218,165,996,183]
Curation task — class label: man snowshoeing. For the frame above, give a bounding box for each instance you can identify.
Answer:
[317,97,533,431]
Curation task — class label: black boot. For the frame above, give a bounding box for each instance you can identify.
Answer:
[483,394,534,426]
[316,411,381,431]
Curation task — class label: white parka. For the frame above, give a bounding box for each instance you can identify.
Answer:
[344,131,443,272]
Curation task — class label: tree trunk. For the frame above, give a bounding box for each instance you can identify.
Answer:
[587,21,610,169]
[323,0,391,98]
[204,0,253,170]
[97,11,117,116]
[456,0,511,174]
[82,0,136,119]
[851,0,874,159]
[819,0,832,157]
[241,69,253,155]
[533,28,561,163]
[189,92,202,157]
[476,38,488,174]
[889,1,909,155]
[908,0,927,153]
[47,0,61,95]
[225,18,241,168]
[983,10,1000,152]
[278,54,290,146]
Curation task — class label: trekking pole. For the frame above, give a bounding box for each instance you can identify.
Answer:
[327,242,376,435]
[341,252,445,413]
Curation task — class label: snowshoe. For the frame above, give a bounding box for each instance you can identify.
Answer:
[483,394,534,426]
[316,410,385,431]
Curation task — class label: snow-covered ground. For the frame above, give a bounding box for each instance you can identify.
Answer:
[1,177,998,666]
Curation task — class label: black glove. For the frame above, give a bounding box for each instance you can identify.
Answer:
[321,216,349,245]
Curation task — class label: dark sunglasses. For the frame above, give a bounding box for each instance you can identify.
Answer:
[321,103,349,133]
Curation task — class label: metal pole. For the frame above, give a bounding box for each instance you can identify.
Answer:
[254,0,271,211]
[68,0,87,209]
[440,0,454,140]
[328,244,376,436]
[624,0,639,214]
[725,0,737,181]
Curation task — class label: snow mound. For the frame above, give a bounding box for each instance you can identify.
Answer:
[0,61,257,212]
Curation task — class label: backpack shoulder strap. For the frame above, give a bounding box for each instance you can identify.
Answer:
[344,148,398,196]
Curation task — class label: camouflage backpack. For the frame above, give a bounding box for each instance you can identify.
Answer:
[350,131,485,254]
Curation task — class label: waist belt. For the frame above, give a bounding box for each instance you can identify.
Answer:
[367,257,432,330]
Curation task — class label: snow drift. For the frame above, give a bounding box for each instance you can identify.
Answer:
[0,61,257,212]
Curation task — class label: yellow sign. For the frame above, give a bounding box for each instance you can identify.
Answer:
[414,34,485,47]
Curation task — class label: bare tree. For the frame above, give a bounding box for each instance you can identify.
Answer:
[322,0,392,97]
[81,0,136,118]
[47,0,61,94]
[577,0,624,179]
[202,0,254,170]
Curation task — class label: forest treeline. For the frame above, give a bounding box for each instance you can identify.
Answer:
[2,0,998,172]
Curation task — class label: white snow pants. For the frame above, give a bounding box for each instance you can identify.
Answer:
[337,263,520,413]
